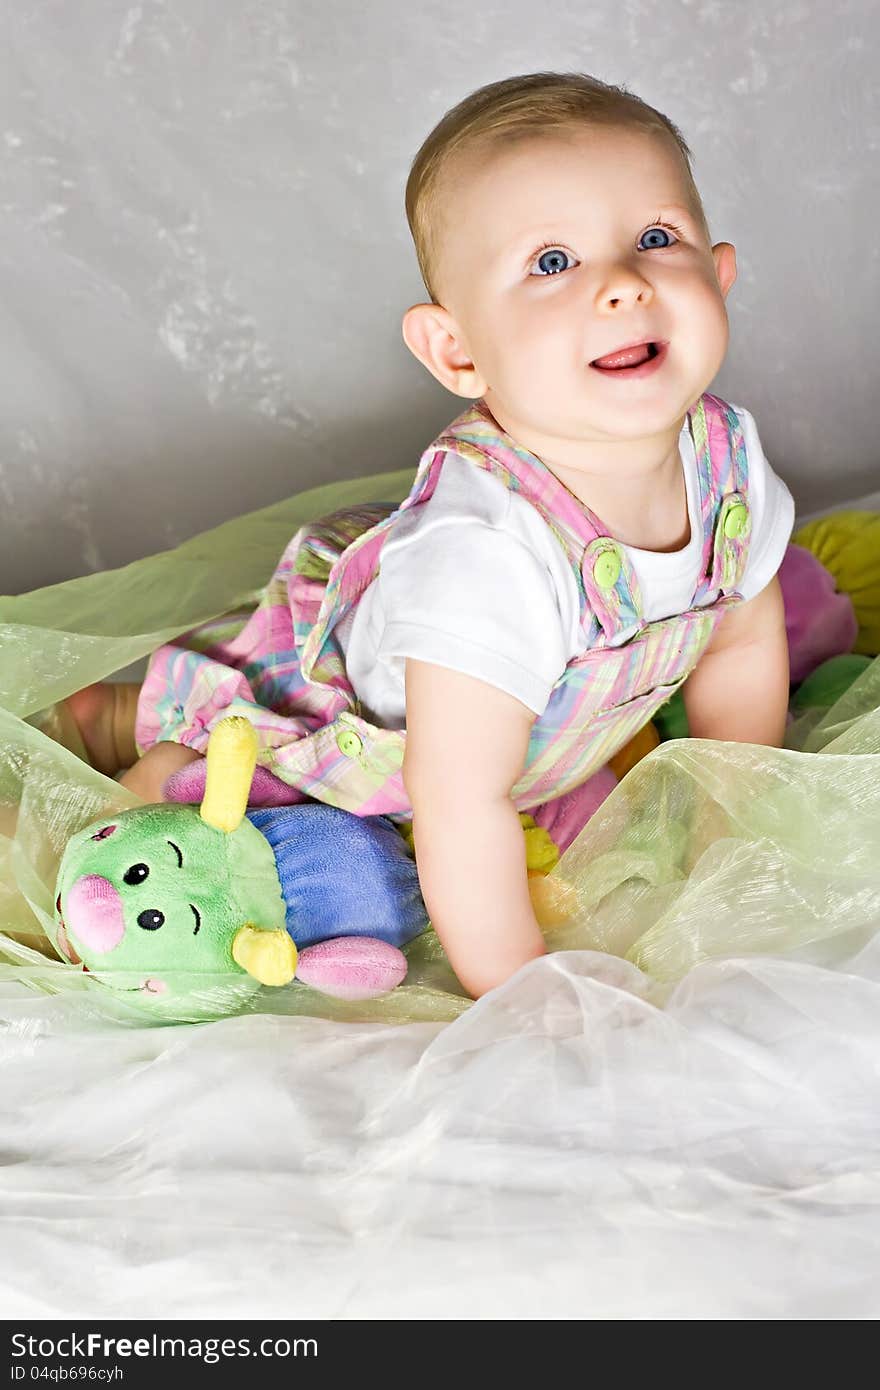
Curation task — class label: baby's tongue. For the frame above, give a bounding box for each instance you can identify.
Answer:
[593,343,652,369]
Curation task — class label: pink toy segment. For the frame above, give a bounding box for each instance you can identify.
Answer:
[64,875,126,955]
[778,543,858,684]
[163,758,307,808]
[295,936,407,1000]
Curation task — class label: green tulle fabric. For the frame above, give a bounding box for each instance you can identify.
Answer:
[2,469,879,1027]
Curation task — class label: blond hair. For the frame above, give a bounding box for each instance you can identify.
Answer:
[405,71,711,304]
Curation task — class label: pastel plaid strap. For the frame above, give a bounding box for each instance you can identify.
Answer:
[689,393,751,604]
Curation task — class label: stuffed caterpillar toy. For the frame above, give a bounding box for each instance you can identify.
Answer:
[51,717,426,1022]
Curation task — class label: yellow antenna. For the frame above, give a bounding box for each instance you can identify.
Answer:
[199,716,259,833]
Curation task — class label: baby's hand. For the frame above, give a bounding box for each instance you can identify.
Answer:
[117,743,203,804]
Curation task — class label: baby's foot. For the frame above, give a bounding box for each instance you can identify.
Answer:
[63,682,141,776]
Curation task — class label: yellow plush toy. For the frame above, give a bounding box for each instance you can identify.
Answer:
[794,510,880,657]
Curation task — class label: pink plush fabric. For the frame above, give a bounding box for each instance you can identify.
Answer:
[295,936,407,1000]
[163,758,307,807]
[778,543,858,685]
[531,766,618,855]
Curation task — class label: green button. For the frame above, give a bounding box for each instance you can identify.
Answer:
[593,550,621,590]
[724,502,748,539]
[336,729,363,758]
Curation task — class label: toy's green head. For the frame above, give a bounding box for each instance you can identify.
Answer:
[52,719,294,1022]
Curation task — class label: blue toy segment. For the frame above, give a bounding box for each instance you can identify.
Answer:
[246,804,430,950]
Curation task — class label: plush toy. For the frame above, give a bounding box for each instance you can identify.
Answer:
[52,717,425,1021]
[793,510,880,658]
[777,541,858,684]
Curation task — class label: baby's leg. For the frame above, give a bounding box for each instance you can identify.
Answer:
[64,682,202,800]
[64,681,141,776]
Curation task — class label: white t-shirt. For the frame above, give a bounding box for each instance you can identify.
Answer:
[335,404,796,729]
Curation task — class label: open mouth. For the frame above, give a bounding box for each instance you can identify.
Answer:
[590,341,668,378]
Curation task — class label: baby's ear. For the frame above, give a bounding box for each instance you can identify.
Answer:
[401,302,487,399]
[712,241,737,298]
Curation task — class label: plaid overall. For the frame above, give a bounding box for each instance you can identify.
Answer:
[137,391,752,828]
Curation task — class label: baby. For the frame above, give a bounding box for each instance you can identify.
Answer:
[66,72,795,999]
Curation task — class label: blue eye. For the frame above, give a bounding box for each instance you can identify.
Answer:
[531,247,576,277]
[639,225,679,250]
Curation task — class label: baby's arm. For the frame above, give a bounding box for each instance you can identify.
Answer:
[402,657,546,999]
[681,574,789,745]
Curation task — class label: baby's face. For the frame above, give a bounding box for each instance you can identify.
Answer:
[420,126,735,447]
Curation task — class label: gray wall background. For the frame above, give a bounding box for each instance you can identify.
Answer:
[0,0,876,595]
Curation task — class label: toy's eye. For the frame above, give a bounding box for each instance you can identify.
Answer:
[124,863,150,885]
[137,910,165,931]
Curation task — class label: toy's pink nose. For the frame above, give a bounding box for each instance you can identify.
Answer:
[64,875,125,955]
